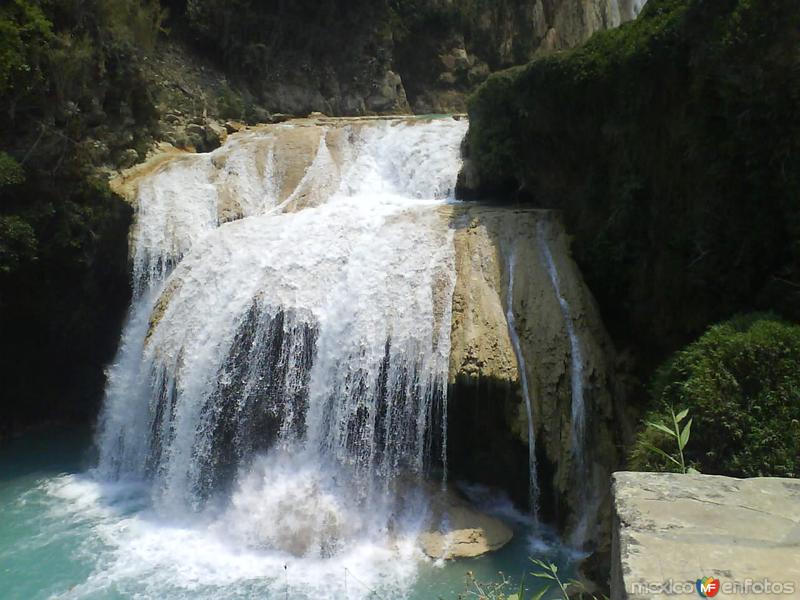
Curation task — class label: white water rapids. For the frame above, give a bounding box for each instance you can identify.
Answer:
[93,118,466,597]
[80,116,600,599]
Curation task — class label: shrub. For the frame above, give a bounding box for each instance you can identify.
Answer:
[630,314,800,477]
[0,152,24,187]
[0,214,36,273]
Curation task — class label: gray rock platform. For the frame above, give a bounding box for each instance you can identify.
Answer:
[611,472,800,599]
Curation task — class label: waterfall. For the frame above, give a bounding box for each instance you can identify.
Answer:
[537,220,590,545]
[537,222,585,468]
[504,250,540,520]
[96,119,466,566]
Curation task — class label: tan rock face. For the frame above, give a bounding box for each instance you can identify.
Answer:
[447,205,620,549]
[448,210,519,385]
[612,472,800,600]
[110,142,191,202]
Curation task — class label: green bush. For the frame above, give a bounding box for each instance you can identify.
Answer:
[185,0,391,80]
[0,152,24,187]
[0,0,157,435]
[0,0,51,92]
[217,85,245,120]
[630,314,800,477]
[0,214,36,273]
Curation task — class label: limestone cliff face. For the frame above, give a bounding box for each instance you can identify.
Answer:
[447,205,622,551]
[448,211,519,386]
[389,0,647,113]
[177,0,645,118]
[396,0,647,113]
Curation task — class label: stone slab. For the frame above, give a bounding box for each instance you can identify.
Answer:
[611,472,800,599]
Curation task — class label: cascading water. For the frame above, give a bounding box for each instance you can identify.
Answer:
[536,220,589,545]
[93,118,467,597]
[0,119,591,599]
[504,250,540,520]
[537,222,585,469]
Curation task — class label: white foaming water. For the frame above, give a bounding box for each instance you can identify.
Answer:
[504,250,540,520]
[92,118,467,598]
[38,473,422,600]
[129,132,287,289]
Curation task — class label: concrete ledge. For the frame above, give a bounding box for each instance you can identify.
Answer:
[611,472,800,599]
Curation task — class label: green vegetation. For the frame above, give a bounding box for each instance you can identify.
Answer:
[389,0,542,67]
[465,0,800,362]
[0,0,160,167]
[0,152,24,186]
[389,0,545,109]
[527,559,606,600]
[0,0,162,436]
[631,314,800,477]
[640,407,694,474]
[463,559,607,599]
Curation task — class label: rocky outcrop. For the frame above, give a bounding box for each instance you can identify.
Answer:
[448,210,519,385]
[446,205,621,553]
[612,472,800,600]
[395,0,647,113]
[420,488,514,559]
[174,0,644,118]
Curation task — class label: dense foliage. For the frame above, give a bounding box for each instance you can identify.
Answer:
[0,0,161,272]
[465,0,800,364]
[0,0,162,436]
[630,314,800,477]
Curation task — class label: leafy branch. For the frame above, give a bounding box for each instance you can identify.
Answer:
[528,559,607,600]
[643,406,695,474]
